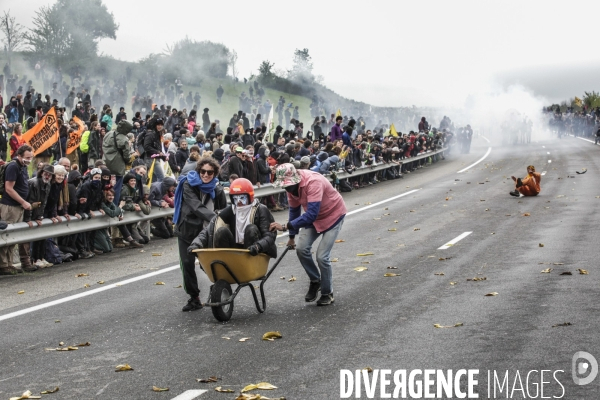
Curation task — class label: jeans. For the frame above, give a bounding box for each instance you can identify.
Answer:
[145,158,165,183]
[295,218,344,295]
[113,175,123,205]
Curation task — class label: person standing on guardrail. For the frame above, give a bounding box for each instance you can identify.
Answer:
[148,176,176,239]
[174,157,228,312]
[102,120,133,205]
[76,168,106,256]
[269,163,346,306]
[0,144,34,275]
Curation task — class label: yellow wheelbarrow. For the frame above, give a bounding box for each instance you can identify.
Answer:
[193,246,291,322]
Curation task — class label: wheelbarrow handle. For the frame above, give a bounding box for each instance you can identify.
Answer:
[263,245,292,281]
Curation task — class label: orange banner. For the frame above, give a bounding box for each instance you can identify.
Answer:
[22,108,60,156]
[67,116,85,154]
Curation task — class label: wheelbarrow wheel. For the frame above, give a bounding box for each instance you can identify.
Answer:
[210,279,234,322]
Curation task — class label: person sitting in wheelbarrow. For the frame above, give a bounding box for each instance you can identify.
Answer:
[188,178,277,258]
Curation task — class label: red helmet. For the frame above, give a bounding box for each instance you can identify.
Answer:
[229,178,254,203]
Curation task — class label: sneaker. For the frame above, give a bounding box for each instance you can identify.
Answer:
[509,190,520,197]
[0,266,19,275]
[80,251,95,259]
[305,281,321,302]
[127,239,143,249]
[22,264,39,272]
[182,297,203,312]
[34,259,45,268]
[93,249,103,255]
[316,293,335,306]
[40,259,53,268]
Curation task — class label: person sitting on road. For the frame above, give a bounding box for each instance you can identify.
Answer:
[188,178,277,258]
[510,165,541,198]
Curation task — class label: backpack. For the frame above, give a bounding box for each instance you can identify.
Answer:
[136,130,147,156]
[0,160,17,196]
[218,153,232,181]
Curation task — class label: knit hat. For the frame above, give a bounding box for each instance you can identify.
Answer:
[300,156,310,165]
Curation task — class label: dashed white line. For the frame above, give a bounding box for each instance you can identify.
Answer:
[438,232,473,250]
[170,390,208,400]
[576,137,598,145]
[547,152,550,155]
[541,171,547,176]
[548,160,552,163]
[457,147,492,173]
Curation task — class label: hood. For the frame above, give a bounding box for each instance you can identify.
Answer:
[327,155,339,164]
[117,120,133,135]
[161,177,176,194]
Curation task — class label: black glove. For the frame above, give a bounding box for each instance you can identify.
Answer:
[248,244,260,256]
[187,244,201,254]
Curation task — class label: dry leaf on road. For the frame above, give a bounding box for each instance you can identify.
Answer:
[288,276,296,282]
[115,364,133,371]
[541,268,553,273]
[17,290,25,294]
[560,272,573,276]
[388,228,397,231]
[197,376,219,383]
[241,382,278,393]
[155,282,165,285]
[578,269,588,275]
[357,252,374,256]
[215,387,235,393]
[40,387,59,394]
[467,277,487,281]
[387,266,398,269]
[485,292,498,296]
[434,272,445,276]
[523,213,531,216]
[239,337,251,342]
[262,331,282,341]
[383,273,400,277]
[152,386,169,392]
[75,273,88,277]
[434,323,463,328]
[539,243,544,247]
[97,281,105,284]
[354,267,368,272]
[334,239,345,243]
[414,228,420,231]
[9,390,41,400]
[552,322,572,327]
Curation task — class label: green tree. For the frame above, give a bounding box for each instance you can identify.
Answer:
[288,48,314,83]
[583,91,600,109]
[258,60,276,85]
[25,0,118,68]
[0,10,25,66]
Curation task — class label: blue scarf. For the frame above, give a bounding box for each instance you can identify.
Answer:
[173,171,218,224]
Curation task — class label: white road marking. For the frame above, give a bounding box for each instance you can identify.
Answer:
[170,390,208,400]
[438,232,473,250]
[548,160,552,163]
[0,265,180,322]
[457,147,492,173]
[2,189,422,322]
[541,171,547,176]
[542,146,545,148]
[547,152,550,155]
[481,136,490,143]
[576,136,598,145]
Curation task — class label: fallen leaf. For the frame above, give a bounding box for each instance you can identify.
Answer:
[485,292,498,296]
[373,217,381,220]
[413,228,420,231]
[364,202,372,205]
[75,273,88,277]
[363,367,374,373]
[434,323,463,329]
[361,261,371,264]
[522,213,531,217]
[83,284,90,288]
[55,320,60,323]
[560,272,572,276]
[388,228,397,231]
[76,342,91,347]
[331,258,339,262]
[97,281,105,284]
[383,213,391,216]
[59,342,64,346]
[450,282,457,285]
[387,266,398,269]
[262,331,283,341]
[356,252,374,256]
[354,267,368,272]
[197,376,220,383]
[151,253,162,256]
[279,276,285,280]
[241,382,278,393]
[539,243,544,247]
[480,199,486,201]
[155,281,165,285]
[541,268,553,273]
[577,268,588,275]
[288,276,296,282]
[40,387,59,394]
[552,322,572,327]
[434,272,445,276]
[17,290,25,294]
[239,337,251,342]
[445,197,449,201]
[174,285,182,288]
[505,214,511,216]
[384,207,388,210]
[215,387,235,393]
[152,386,169,392]
[115,364,133,371]
[9,390,42,400]
[221,337,230,340]
[383,273,400,277]
[553,263,564,265]
[439,257,452,261]
[334,239,345,243]
[485,208,490,211]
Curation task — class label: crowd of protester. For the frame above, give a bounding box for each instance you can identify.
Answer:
[545,106,600,140]
[0,65,469,276]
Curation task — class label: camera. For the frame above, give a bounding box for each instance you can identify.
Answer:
[123,196,133,204]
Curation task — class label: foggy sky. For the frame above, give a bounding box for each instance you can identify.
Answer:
[6,0,600,107]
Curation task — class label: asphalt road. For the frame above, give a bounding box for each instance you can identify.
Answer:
[1,135,599,400]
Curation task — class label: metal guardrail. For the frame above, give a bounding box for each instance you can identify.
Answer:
[0,148,446,247]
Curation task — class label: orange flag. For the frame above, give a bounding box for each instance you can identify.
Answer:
[22,108,60,156]
[66,116,85,154]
